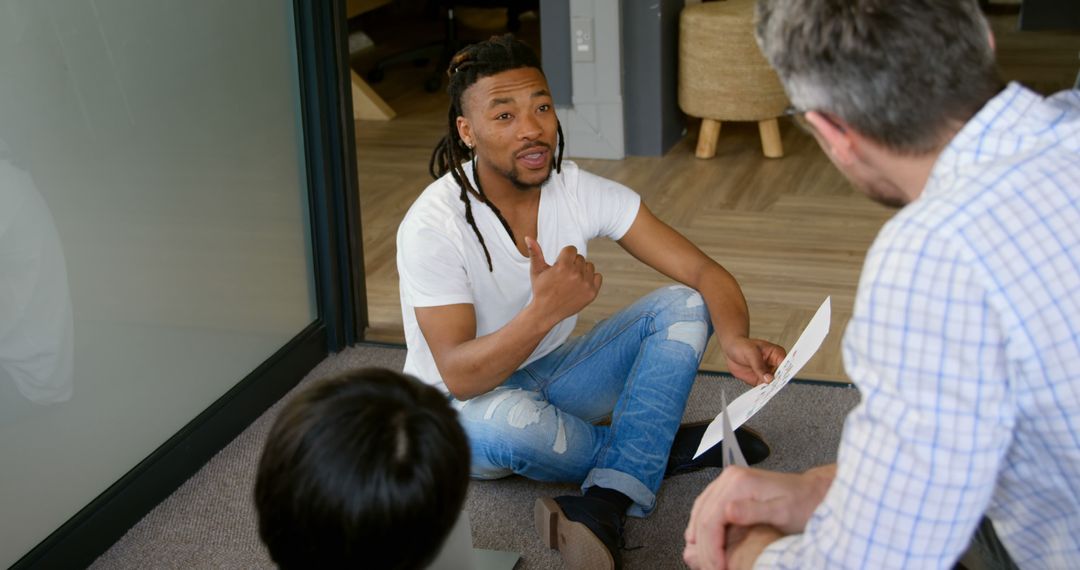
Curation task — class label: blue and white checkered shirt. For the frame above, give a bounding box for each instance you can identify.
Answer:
[758,83,1080,568]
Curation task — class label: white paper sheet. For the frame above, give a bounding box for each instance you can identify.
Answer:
[693,297,832,460]
[720,390,748,468]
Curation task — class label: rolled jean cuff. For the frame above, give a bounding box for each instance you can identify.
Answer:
[582,467,656,518]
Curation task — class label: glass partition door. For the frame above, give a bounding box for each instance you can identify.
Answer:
[0,0,318,566]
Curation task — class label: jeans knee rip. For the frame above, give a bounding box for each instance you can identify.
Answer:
[666,320,708,358]
[506,397,543,429]
[480,388,518,420]
[553,412,568,454]
[665,285,705,310]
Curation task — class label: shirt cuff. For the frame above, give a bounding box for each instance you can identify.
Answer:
[753,534,801,569]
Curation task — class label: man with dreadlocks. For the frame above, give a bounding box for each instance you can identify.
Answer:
[396,35,785,569]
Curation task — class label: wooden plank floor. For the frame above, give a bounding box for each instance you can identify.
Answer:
[352,9,1080,382]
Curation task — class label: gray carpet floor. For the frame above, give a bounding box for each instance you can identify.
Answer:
[90,343,859,569]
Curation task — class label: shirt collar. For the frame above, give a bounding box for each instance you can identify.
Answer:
[924,82,1043,197]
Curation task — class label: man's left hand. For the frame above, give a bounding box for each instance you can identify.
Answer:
[721,336,786,386]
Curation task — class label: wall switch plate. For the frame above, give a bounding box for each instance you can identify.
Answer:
[571,17,594,62]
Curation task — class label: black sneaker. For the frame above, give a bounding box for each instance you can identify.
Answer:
[664,422,770,478]
[534,495,626,569]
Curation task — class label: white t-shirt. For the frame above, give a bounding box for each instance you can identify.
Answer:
[396,160,641,392]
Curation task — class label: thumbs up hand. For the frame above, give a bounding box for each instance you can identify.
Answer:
[525,236,602,325]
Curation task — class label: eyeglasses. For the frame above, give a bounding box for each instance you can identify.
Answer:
[783,105,846,134]
[783,105,812,133]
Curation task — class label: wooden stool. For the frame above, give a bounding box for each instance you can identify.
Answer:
[678,0,790,159]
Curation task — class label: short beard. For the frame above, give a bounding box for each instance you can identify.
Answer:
[506,155,555,191]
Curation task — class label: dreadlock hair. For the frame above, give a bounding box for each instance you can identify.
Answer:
[428,34,566,272]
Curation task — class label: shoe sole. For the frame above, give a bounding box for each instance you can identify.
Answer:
[534,498,615,570]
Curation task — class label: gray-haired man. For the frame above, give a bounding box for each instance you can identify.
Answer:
[684,1,1080,568]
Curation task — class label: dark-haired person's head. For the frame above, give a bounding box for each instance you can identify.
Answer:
[754,0,1004,206]
[254,368,470,570]
[429,34,564,271]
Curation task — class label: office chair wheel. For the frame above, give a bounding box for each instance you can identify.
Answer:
[366,68,385,83]
[424,75,442,93]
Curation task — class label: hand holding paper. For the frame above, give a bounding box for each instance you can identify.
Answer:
[694,297,832,459]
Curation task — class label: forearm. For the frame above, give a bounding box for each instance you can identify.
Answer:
[618,205,750,341]
[696,263,750,344]
[435,303,559,400]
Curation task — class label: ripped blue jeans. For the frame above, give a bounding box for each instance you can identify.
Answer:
[452,286,711,517]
